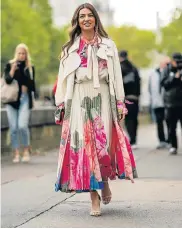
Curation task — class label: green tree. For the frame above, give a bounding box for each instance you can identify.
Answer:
[46,27,68,83]
[28,0,53,30]
[158,8,182,55]
[107,26,156,67]
[1,0,51,85]
[1,0,69,86]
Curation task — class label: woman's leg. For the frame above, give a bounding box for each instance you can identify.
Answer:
[18,93,31,161]
[90,190,101,216]
[101,178,112,205]
[6,105,20,162]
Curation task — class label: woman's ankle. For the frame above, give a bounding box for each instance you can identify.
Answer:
[14,149,20,156]
[23,147,30,155]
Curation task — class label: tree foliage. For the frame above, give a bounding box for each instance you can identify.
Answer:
[107,26,156,67]
[2,1,181,86]
[157,8,182,55]
[1,0,67,85]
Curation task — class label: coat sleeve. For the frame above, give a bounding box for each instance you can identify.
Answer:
[134,67,141,96]
[149,71,161,100]
[112,41,125,101]
[29,66,36,92]
[4,63,13,84]
[148,73,152,95]
[55,58,66,106]
[55,50,75,107]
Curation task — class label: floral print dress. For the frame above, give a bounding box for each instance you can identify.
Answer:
[55,37,137,193]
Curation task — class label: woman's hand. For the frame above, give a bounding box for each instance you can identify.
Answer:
[120,113,126,121]
[9,62,18,77]
[55,102,65,125]
[117,100,128,122]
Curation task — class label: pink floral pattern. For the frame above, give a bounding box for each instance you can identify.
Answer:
[77,37,107,70]
[55,94,137,192]
[55,102,65,125]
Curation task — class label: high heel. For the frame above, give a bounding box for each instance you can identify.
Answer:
[90,191,101,217]
[101,181,112,205]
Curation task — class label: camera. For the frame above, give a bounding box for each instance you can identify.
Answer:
[176,59,182,78]
[173,53,182,78]
[173,53,182,69]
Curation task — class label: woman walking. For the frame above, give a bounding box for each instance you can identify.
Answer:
[4,43,36,163]
[55,3,137,216]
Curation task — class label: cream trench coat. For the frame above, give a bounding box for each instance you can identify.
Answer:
[55,37,138,187]
[55,36,125,107]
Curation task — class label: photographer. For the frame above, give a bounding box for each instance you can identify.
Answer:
[161,53,182,154]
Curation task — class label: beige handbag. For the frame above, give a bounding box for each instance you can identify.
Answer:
[1,75,19,103]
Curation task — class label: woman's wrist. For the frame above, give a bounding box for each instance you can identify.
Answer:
[9,70,15,77]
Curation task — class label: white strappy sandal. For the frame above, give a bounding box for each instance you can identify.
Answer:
[90,191,101,216]
[101,181,112,205]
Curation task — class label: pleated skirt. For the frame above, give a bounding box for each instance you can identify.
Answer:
[55,80,137,193]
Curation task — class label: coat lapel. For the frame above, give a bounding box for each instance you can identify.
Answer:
[63,36,114,80]
[96,37,114,60]
[63,36,81,79]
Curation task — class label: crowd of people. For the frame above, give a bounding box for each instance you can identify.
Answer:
[118,49,182,155]
[148,53,182,155]
[1,2,182,217]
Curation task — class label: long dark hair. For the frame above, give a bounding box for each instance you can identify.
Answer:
[60,3,108,61]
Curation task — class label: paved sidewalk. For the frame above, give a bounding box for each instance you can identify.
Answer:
[1,124,182,228]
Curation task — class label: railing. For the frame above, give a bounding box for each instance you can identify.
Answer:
[1,106,56,130]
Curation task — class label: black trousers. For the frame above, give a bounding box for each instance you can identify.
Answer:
[125,100,139,145]
[154,107,169,143]
[165,107,182,149]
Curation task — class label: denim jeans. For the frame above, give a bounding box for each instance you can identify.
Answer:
[6,93,30,150]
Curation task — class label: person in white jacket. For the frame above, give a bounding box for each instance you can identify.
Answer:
[54,3,137,217]
[148,58,170,149]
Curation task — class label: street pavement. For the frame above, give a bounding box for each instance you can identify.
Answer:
[1,123,182,228]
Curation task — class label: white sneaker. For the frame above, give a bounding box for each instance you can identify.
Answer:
[169,147,177,155]
[13,155,20,163]
[21,152,30,162]
[131,144,138,150]
[156,142,168,149]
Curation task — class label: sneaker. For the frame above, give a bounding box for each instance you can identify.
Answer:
[131,144,138,150]
[169,147,177,155]
[21,151,30,162]
[13,155,20,163]
[156,142,168,149]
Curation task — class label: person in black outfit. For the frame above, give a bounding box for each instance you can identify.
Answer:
[119,50,141,149]
[4,43,36,163]
[161,53,182,154]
